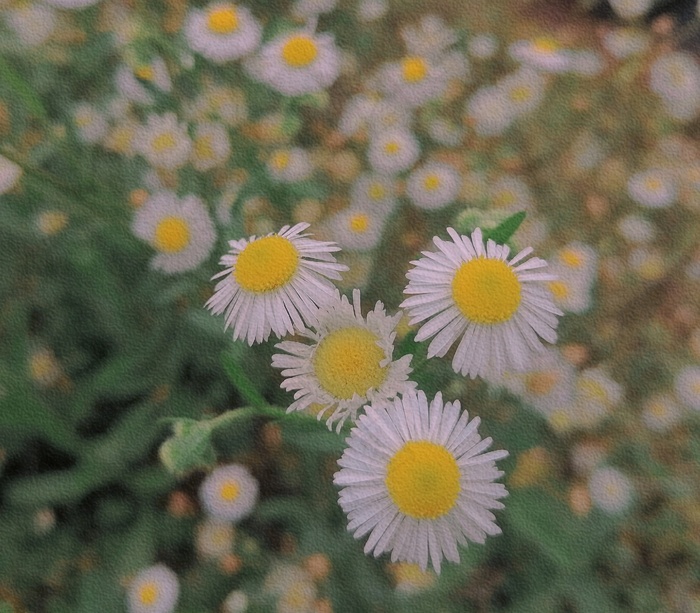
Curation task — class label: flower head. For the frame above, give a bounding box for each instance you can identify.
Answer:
[205,223,347,344]
[334,389,508,573]
[272,289,415,430]
[401,228,562,379]
[127,564,179,613]
[199,463,259,522]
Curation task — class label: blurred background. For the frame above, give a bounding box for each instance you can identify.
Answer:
[1,0,700,611]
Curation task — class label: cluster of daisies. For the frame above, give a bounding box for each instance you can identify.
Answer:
[202,219,563,574]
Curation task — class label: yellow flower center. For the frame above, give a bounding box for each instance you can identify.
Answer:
[312,327,387,400]
[525,371,558,396]
[219,480,240,502]
[644,176,662,192]
[385,440,461,519]
[549,409,571,432]
[195,135,215,160]
[207,6,239,35]
[493,191,517,208]
[423,174,440,191]
[281,35,318,68]
[451,257,522,324]
[152,132,176,153]
[154,216,190,253]
[135,65,154,81]
[349,213,369,234]
[648,400,667,417]
[401,56,428,83]
[548,280,569,300]
[368,183,385,200]
[578,378,608,403]
[560,248,583,268]
[510,85,532,103]
[138,582,159,606]
[270,150,290,170]
[384,141,400,155]
[533,37,558,54]
[234,235,300,293]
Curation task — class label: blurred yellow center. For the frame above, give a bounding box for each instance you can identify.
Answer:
[312,327,387,399]
[234,235,300,293]
[384,141,400,155]
[644,177,662,192]
[282,35,318,68]
[578,379,607,402]
[649,400,667,417]
[548,280,569,299]
[423,174,440,191]
[452,257,522,324]
[349,213,369,233]
[494,191,517,208]
[195,135,215,160]
[560,248,583,268]
[510,85,532,102]
[401,56,428,83]
[207,7,239,34]
[135,65,154,81]
[154,216,190,253]
[220,480,240,502]
[139,582,159,606]
[152,132,176,153]
[385,441,460,519]
[368,183,385,200]
[533,37,558,54]
[271,150,290,170]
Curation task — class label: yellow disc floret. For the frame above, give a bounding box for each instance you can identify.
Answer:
[219,480,240,502]
[234,235,300,293]
[152,132,176,153]
[548,280,570,300]
[282,35,318,68]
[207,6,239,35]
[451,257,522,324]
[384,141,400,155]
[533,37,558,54]
[401,56,428,83]
[154,216,190,253]
[349,213,369,233]
[385,440,461,519]
[368,183,385,200]
[312,327,387,399]
[560,248,583,268]
[139,582,159,606]
[423,174,441,191]
[195,135,215,160]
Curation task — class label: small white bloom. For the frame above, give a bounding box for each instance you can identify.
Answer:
[5,4,56,47]
[292,0,337,19]
[191,122,231,172]
[588,466,633,514]
[222,590,248,613]
[356,0,388,22]
[247,30,341,96]
[650,52,700,122]
[349,172,397,213]
[196,519,235,560]
[378,55,450,108]
[115,64,155,105]
[572,367,623,428]
[266,147,313,183]
[367,129,420,175]
[199,464,259,522]
[135,113,192,170]
[489,175,533,212]
[627,168,677,208]
[0,155,23,194]
[127,564,179,613]
[509,37,573,73]
[406,162,461,210]
[675,366,700,411]
[469,34,498,59]
[642,394,683,432]
[334,389,509,573]
[272,289,415,430]
[601,28,649,59]
[184,3,262,63]
[72,102,108,144]
[617,214,656,243]
[498,68,547,117]
[325,206,388,252]
[609,0,653,20]
[465,86,515,137]
[547,242,598,314]
[400,15,458,59]
[132,191,216,274]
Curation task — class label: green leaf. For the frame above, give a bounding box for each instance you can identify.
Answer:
[482,211,527,245]
[221,350,267,408]
[158,418,217,475]
[0,56,48,122]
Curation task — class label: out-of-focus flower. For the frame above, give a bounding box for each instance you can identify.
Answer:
[588,467,633,514]
[406,162,461,210]
[127,565,179,613]
[367,129,420,175]
[135,113,192,170]
[627,168,677,208]
[675,366,700,411]
[199,464,259,522]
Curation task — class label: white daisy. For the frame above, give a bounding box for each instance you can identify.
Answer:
[222,590,248,613]
[325,206,388,252]
[498,68,547,117]
[247,30,341,96]
[627,168,677,208]
[356,0,388,22]
[468,34,499,60]
[649,52,700,122]
[195,519,235,560]
[132,191,216,274]
[547,242,598,314]
[601,28,649,60]
[191,122,231,172]
[406,162,461,211]
[272,289,414,430]
[401,228,562,379]
[349,172,397,214]
[135,113,192,170]
[367,129,420,175]
[508,37,573,73]
[617,214,656,244]
[184,2,262,63]
[674,366,700,411]
[5,3,56,48]
[426,117,464,147]
[489,175,533,212]
[378,55,450,108]
[334,389,509,574]
[199,464,259,522]
[588,466,633,514]
[0,155,23,194]
[115,64,156,105]
[465,86,514,137]
[127,564,179,613]
[266,147,313,183]
[72,102,108,144]
[642,393,683,432]
[205,222,347,344]
[609,0,653,20]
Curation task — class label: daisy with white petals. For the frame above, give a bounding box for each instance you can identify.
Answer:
[247,30,341,96]
[272,289,414,430]
[401,228,562,379]
[127,564,179,613]
[334,389,508,573]
[205,223,347,345]
[184,2,262,63]
[135,113,192,171]
[132,191,216,274]
[199,464,259,522]
[406,162,461,211]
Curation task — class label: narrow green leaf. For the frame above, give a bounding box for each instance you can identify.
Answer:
[482,211,526,245]
[0,56,48,121]
[221,350,267,408]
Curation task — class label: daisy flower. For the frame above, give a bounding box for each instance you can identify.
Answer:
[642,393,683,432]
[184,2,262,63]
[127,564,179,613]
[132,191,216,274]
[465,86,514,137]
[5,3,56,48]
[190,122,231,172]
[266,147,313,183]
[406,162,461,211]
[72,102,108,144]
[205,222,347,345]
[401,228,562,379]
[247,30,341,96]
[675,366,700,411]
[508,37,573,73]
[0,155,23,194]
[627,168,677,208]
[367,129,420,175]
[378,55,450,108]
[588,466,633,514]
[489,175,533,212]
[334,389,509,574]
[135,113,192,171]
[199,464,259,522]
[609,0,653,20]
[272,289,414,430]
[325,206,388,252]
[349,172,397,213]
[649,52,700,122]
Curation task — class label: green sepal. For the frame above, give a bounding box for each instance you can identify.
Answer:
[158,418,217,476]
